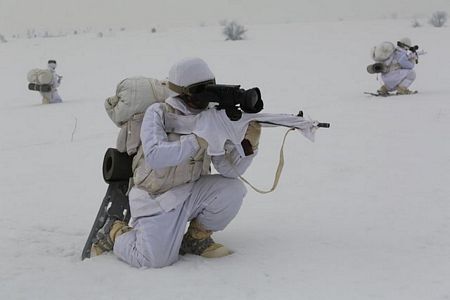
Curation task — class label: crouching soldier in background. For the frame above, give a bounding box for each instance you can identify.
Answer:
[371,38,418,96]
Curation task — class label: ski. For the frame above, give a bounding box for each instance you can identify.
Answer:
[364,91,418,97]
[81,181,131,260]
[81,148,133,260]
[364,92,389,97]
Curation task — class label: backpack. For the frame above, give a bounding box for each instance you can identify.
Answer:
[371,41,395,62]
[27,68,53,85]
[104,77,170,155]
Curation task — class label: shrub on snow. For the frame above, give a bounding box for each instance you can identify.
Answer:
[429,11,448,27]
[222,21,247,41]
[411,19,421,28]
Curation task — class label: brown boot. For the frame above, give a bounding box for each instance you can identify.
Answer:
[377,85,389,96]
[91,220,132,257]
[179,219,232,258]
[396,86,415,95]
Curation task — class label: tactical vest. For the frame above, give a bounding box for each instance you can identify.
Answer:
[384,51,402,73]
[131,104,211,195]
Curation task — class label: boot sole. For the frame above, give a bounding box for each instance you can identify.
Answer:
[201,246,233,258]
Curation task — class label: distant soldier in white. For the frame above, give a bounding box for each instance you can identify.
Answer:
[41,60,63,104]
[369,38,419,96]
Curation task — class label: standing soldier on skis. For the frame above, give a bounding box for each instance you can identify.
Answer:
[42,60,63,104]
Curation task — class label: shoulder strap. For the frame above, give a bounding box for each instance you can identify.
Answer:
[163,102,176,114]
[231,128,295,194]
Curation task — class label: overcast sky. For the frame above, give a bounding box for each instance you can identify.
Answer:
[1,0,449,34]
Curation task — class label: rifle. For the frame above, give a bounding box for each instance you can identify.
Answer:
[397,41,420,63]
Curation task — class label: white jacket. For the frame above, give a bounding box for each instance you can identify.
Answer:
[129,97,255,218]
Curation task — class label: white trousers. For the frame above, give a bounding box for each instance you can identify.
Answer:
[382,69,416,91]
[398,70,416,88]
[113,174,246,268]
[41,90,62,104]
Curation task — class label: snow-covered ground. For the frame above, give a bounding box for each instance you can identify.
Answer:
[1,19,449,300]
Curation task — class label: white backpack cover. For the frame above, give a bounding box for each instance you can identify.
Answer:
[371,41,395,62]
[105,77,169,127]
[105,77,170,155]
[27,68,53,84]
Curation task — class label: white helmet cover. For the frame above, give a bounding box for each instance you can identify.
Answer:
[372,41,395,62]
[399,37,412,47]
[168,57,215,96]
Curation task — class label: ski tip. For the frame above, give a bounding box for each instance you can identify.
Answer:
[364,92,386,97]
[81,249,91,260]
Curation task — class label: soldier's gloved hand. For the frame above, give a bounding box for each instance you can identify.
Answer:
[407,52,418,63]
[241,121,261,155]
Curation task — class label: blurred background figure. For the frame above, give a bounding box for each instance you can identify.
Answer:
[42,59,63,104]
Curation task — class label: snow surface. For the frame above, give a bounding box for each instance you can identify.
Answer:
[3,0,450,34]
[1,19,450,300]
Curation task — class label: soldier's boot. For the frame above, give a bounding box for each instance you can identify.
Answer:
[179,219,232,258]
[377,85,389,96]
[91,220,132,257]
[396,86,415,95]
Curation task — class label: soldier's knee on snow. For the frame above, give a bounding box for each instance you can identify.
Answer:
[141,253,177,269]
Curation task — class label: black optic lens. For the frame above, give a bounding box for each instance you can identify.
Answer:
[240,88,263,113]
[246,89,258,107]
